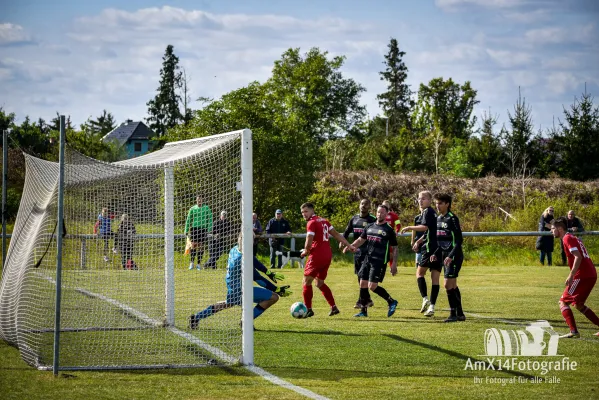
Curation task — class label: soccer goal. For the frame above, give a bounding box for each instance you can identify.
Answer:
[0,129,255,370]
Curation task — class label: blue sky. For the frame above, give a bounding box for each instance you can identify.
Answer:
[1,0,598,132]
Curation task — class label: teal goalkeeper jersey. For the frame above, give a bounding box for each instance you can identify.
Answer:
[184,204,213,233]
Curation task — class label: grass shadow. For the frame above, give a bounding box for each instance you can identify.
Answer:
[384,334,535,379]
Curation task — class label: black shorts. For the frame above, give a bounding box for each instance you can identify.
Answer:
[442,252,463,279]
[354,252,367,275]
[358,258,386,283]
[418,251,442,271]
[189,227,208,244]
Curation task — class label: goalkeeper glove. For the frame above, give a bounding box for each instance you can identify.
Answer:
[275,285,292,297]
[267,270,285,283]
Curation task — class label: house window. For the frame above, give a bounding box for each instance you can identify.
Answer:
[134,142,142,152]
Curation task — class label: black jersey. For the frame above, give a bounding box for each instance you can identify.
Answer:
[420,206,438,254]
[414,214,424,242]
[436,211,463,258]
[344,213,376,254]
[360,221,398,263]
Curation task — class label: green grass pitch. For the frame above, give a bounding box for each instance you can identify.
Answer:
[2,261,598,400]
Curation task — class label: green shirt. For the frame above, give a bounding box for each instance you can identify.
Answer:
[184,204,213,233]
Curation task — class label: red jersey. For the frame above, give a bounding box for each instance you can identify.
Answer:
[385,211,402,233]
[306,215,333,260]
[562,233,596,279]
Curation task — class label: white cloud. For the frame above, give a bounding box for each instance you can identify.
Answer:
[0,23,34,46]
[545,72,579,95]
[524,23,595,44]
[435,0,525,11]
[486,49,534,68]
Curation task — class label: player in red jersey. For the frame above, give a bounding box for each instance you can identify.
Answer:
[551,217,599,338]
[382,200,402,234]
[300,202,356,318]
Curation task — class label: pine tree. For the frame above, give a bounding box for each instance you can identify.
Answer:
[376,38,413,133]
[502,87,535,177]
[556,86,599,180]
[146,45,183,136]
[89,110,117,136]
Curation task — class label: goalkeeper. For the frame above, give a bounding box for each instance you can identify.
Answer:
[189,238,291,329]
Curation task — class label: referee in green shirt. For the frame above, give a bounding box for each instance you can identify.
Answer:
[185,195,213,270]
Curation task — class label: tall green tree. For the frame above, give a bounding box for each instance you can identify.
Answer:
[465,109,504,177]
[266,47,366,144]
[88,110,117,136]
[554,87,599,180]
[501,88,536,177]
[146,44,183,136]
[412,77,478,173]
[376,38,413,133]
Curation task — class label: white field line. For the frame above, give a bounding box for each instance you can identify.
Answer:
[36,271,330,399]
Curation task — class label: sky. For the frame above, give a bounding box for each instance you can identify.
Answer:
[1,0,598,132]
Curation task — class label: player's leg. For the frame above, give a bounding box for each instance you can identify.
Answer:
[416,263,430,313]
[368,264,397,317]
[444,277,458,322]
[354,254,372,309]
[559,280,581,338]
[572,278,599,328]
[189,300,232,329]
[426,266,441,317]
[355,262,371,317]
[253,287,279,319]
[444,256,464,321]
[313,261,339,316]
[302,265,316,317]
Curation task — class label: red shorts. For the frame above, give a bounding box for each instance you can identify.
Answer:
[304,254,332,280]
[560,276,596,305]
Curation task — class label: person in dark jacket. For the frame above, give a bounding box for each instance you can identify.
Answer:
[537,206,555,266]
[560,210,585,265]
[114,213,137,270]
[205,210,234,269]
[265,209,291,269]
[252,213,262,255]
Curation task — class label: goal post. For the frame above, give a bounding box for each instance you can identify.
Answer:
[0,129,254,370]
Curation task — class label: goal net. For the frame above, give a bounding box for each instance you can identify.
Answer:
[0,129,254,370]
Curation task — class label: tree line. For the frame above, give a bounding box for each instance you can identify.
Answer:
[1,39,598,223]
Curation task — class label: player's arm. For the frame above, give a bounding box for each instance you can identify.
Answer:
[389,246,398,275]
[446,216,463,261]
[301,223,315,258]
[340,218,353,249]
[184,209,192,235]
[330,227,355,251]
[565,248,583,287]
[389,232,398,275]
[350,226,368,249]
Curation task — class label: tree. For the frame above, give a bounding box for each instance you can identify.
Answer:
[87,110,117,136]
[411,77,478,173]
[146,44,183,136]
[179,67,193,125]
[266,47,366,144]
[465,109,504,177]
[376,38,413,133]
[554,86,599,180]
[501,88,535,178]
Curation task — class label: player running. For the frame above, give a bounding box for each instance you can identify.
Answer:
[434,193,465,322]
[188,236,291,329]
[551,217,599,338]
[300,202,356,318]
[340,199,377,309]
[400,191,440,318]
[349,204,400,318]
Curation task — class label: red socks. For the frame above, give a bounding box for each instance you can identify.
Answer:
[581,306,599,327]
[302,285,313,309]
[561,305,578,332]
[320,283,336,307]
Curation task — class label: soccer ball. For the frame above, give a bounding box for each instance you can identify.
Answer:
[290,301,308,319]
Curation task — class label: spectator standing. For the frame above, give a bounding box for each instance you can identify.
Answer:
[205,210,234,269]
[537,206,555,266]
[265,209,291,269]
[114,213,137,270]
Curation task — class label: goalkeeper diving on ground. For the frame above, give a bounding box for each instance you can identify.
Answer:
[189,235,292,329]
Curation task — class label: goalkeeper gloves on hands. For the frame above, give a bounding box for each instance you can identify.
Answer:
[275,285,292,297]
[267,270,285,283]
